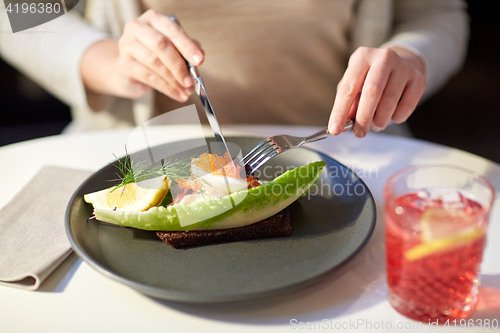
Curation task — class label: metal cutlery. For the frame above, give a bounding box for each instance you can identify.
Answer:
[243,119,354,175]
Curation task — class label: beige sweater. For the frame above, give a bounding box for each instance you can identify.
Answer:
[0,0,469,132]
[146,0,355,126]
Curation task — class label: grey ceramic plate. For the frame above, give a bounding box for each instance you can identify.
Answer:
[65,137,376,303]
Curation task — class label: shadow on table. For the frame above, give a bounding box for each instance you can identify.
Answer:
[317,133,461,180]
[470,274,500,321]
[38,253,81,293]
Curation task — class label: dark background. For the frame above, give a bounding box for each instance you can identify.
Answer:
[1,1,499,163]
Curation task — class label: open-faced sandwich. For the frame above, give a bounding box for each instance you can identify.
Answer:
[84,152,325,248]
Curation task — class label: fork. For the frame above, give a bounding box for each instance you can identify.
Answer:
[242,119,354,175]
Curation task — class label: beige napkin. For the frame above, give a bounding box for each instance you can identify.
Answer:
[0,166,92,290]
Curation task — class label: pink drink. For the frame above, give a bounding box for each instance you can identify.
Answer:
[386,190,487,321]
[384,166,494,323]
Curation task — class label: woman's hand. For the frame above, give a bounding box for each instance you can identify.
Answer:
[81,10,204,109]
[328,46,426,138]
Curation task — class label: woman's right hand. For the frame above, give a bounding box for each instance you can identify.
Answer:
[81,9,205,107]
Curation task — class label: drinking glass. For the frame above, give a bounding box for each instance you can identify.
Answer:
[384,165,495,322]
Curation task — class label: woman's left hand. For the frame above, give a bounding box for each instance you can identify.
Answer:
[328,46,427,138]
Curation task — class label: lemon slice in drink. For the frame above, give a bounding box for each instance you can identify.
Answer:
[420,208,475,243]
[405,208,484,261]
[84,176,169,212]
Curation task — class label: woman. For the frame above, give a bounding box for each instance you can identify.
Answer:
[0,0,469,137]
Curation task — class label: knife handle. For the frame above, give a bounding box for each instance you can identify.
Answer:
[167,15,200,80]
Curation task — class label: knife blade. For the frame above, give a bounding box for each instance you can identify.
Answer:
[193,76,232,160]
[168,15,232,161]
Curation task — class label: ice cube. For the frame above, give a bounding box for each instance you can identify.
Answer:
[443,201,466,211]
[416,190,429,199]
[440,190,461,203]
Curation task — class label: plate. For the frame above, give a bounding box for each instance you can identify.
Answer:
[65,137,376,303]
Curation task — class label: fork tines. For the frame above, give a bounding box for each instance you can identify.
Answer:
[242,139,280,175]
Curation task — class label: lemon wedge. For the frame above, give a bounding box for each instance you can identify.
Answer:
[405,208,484,261]
[405,226,484,261]
[84,176,169,212]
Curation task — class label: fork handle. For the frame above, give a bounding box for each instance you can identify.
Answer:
[304,128,330,144]
[304,119,354,144]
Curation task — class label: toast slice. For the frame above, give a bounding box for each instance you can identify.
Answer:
[156,208,292,248]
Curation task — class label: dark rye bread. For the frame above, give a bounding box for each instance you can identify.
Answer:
[156,208,292,248]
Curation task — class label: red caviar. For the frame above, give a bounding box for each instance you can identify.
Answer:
[173,153,260,203]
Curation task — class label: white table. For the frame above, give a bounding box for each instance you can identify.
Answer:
[1,125,499,333]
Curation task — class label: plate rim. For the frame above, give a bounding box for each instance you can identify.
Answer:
[65,136,376,303]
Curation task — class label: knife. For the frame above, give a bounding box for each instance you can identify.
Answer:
[168,15,233,162]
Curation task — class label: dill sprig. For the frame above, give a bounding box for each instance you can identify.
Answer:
[158,157,192,180]
[108,150,193,192]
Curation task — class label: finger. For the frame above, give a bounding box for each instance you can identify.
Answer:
[144,10,205,65]
[114,73,151,99]
[121,38,192,98]
[328,55,369,135]
[126,22,194,89]
[347,93,360,120]
[372,71,407,131]
[124,60,189,102]
[354,59,393,137]
[192,39,204,52]
[392,74,426,123]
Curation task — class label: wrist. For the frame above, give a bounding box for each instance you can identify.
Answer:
[80,39,120,110]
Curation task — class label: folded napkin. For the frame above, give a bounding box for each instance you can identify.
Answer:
[0,166,92,290]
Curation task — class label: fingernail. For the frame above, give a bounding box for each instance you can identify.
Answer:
[179,93,189,101]
[372,125,383,132]
[329,123,341,135]
[184,76,193,87]
[192,54,202,65]
[354,128,364,138]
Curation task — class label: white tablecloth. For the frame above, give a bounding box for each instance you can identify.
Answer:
[0,125,499,333]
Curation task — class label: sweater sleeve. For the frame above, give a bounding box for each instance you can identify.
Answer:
[0,1,110,110]
[381,0,469,99]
